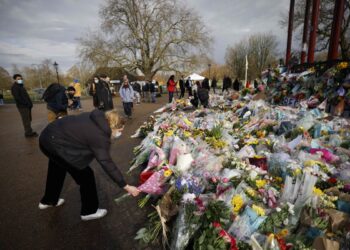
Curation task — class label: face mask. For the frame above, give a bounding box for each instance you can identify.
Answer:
[94,79,99,83]
[112,131,122,139]
[17,79,23,84]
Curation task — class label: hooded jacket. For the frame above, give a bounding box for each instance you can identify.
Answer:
[39,109,126,188]
[43,83,68,113]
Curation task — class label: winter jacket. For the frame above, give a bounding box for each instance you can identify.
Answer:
[39,109,126,188]
[149,83,156,93]
[11,83,33,109]
[119,85,134,103]
[132,83,141,93]
[179,79,185,90]
[73,82,81,97]
[43,83,68,113]
[95,80,114,111]
[167,79,176,92]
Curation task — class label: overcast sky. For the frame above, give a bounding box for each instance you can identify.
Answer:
[0,0,291,74]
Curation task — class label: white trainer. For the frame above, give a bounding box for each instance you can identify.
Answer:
[81,209,107,221]
[38,198,65,210]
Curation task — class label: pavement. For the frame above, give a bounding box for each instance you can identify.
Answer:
[0,95,168,250]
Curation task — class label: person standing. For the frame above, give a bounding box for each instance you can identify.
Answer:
[73,79,82,110]
[233,78,240,91]
[202,78,210,91]
[179,76,185,98]
[95,74,114,111]
[42,83,68,123]
[167,75,176,103]
[185,77,193,97]
[211,77,217,94]
[38,109,140,220]
[131,81,141,105]
[198,83,210,108]
[0,90,4,105]
[11,74,38,138]
[142,81,150,102]
[119,75,134,118]
[89,76,100,108]
[150,80,156,103]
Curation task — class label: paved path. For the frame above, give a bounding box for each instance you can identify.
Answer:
[0,95,168,250]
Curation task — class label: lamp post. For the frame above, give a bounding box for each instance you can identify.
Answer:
[31,64,43,88]
[208,64,211,79]
[53,61,59,83]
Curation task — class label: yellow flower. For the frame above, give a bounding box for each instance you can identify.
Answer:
[231,195,244,213]
[245,188,256,198]
[313,187,324,196]
[164,169,173,177]
[277,229,289,238]
[247,139,259,145]
[252,204,265,216]
[183,118,192,126]
[183,131,191,137]
[275,177,283,183]
[164,130,174,137]
[256,179,267,189]
[293,168,302,176]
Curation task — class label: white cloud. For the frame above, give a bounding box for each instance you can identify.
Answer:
[0,0,292,72]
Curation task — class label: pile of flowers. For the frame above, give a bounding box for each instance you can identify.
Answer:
[118,95,350,250]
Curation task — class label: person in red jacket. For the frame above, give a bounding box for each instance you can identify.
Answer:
[167,75,176,103]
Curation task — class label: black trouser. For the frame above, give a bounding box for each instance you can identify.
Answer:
[123,102,132,116]
[18,107,33,136]
[168,92,174,103]
[180,88,185,98]
[187,87,193,97]
[39,143,98,215]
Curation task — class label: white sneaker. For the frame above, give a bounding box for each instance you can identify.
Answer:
[81,209,107,221]
[38,198,65,210]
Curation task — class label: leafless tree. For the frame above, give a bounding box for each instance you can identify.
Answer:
[225,33,278,80]
[78,0,212,80]
[280,0,350,60]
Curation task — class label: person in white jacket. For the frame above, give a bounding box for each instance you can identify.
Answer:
[119,75,134,118]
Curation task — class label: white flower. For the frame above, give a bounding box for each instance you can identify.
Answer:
[249,170,258,180]
[283,218,289,225]
[276,207,282,212]
[182,193,196,203]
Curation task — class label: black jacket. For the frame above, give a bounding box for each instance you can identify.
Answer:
[95,80,114,111]
[132,82,141,93]
[43,83,68,113]
[179,79,185,90]
[149,83,156,92]
[202,78,210,90]
[11,83,33,108]
[39,109,126,188]
[211,79,217,88]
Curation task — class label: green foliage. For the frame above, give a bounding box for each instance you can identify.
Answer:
[135,211,162,245]
[205,125,223,140]
[193,225,229,250]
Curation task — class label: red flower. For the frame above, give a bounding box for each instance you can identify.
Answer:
[327,177,337,184]
[212,221,221,228]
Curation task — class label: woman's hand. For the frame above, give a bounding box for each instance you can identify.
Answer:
[124,185,140,197]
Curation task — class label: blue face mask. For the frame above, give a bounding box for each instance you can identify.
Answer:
[17,79,23,84]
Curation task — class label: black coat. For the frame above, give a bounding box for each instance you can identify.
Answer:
[132,83,141,93]
[43,83,68,113]
[211,79,217,88]
[179,79,185,90]
[95,80,114,111]
[11,83,33,108]
[39,109,126,187]
[149,83,156,92]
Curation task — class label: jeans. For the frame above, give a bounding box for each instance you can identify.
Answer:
[168,92,174,103]
[18,107,33,136]
[151,92,156,103]
[123,102,133,116]
[39,143,99,215]
[76,97,82,109]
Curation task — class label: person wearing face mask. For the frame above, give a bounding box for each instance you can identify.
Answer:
[89,76,100,108]
[119,75,134,118]
[95,74,114,111]
[11,74,38,138]
[38,109,140,220]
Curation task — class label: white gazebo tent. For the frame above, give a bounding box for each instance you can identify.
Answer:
[186,73,205,81]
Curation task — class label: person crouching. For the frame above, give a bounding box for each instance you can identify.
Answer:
[38,109,140,220]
